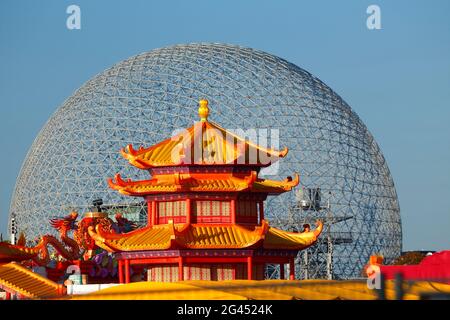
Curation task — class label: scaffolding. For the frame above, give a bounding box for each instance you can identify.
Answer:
[293,188,353,280]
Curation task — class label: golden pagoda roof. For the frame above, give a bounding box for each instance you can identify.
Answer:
[120,99,288,169]
[88,220,322,252]
[108,171,299,196]
[0,262,64,299]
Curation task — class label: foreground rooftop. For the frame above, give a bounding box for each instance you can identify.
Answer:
[65,279,450,300]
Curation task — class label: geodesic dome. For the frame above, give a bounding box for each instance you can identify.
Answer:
[9,43,401,278]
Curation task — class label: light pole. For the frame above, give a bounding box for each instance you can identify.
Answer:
[10,215,17,245]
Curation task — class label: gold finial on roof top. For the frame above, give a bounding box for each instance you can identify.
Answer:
[198,99,209,122]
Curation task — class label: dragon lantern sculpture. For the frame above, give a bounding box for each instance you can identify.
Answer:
[0,211,138,265]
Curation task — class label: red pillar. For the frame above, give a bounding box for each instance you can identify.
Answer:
[231,199,236,224]
[151,201,157,225]
[289,258,295,280]
[247,256,253,280]
[147,199,152,226]
[178,257,184,281]
[280,263,285,280]
[5,291,11,300]
[125,259,130,283]
[186,198,191,224]
[118,260,124,284]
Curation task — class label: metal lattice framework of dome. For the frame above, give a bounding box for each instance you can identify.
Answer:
[9,43,402,279]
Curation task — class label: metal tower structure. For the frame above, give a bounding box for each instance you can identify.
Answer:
[266,187,353,280]
[9,43,402,278]
[293,187,353,280]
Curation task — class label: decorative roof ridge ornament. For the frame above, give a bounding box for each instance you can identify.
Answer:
[198,98,210,122]
[313,220,324,237]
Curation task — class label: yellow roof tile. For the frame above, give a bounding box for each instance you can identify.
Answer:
[108,172,299,196]
[68,281,247,300]
[89,224,174,252]
[67,279,450,300]
[108,173,253,196]
[0,262,63,299]
[88,220,322,252]
[177,224,265,249]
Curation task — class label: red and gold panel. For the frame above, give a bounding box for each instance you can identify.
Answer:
[211,264,234,281]
[147,264,179,282]
[188,264,211,280]
[192,200,231,223]
[141,260,269,282]
[157,200,187,224]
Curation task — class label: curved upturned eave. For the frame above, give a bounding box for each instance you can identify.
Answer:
[86,220,323,252]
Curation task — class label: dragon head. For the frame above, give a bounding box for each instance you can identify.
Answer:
[50,211,79,232]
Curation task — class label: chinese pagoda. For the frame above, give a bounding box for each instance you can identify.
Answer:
[88,99,322,283]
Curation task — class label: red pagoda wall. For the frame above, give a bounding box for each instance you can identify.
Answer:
[146,264,265,282]
[235,200,258,224]
[191,200,231,223]
[157,200,187,224]
[147,196,264,226]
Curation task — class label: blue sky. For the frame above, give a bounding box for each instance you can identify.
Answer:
[0,0,449,251]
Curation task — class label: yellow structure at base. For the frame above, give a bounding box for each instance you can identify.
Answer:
[0,262,63,299]
[67,279,450,300]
